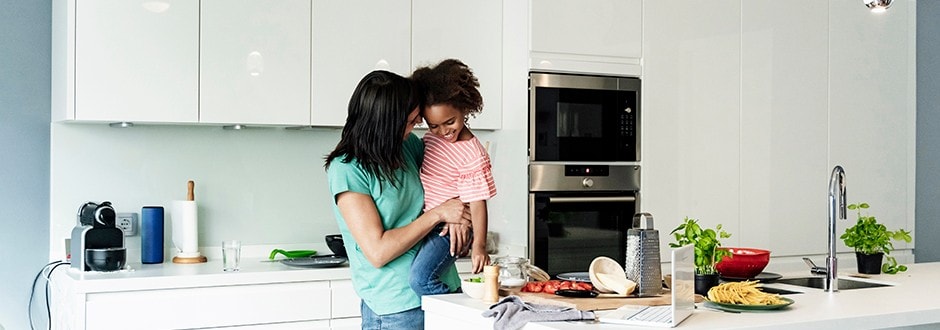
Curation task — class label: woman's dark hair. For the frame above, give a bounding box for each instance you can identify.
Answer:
[324,70,422,187]
[410,59,483,121]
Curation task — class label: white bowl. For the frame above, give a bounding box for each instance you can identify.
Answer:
[589,256,636,295]
[461,278,487,300]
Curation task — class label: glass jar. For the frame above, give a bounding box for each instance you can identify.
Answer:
[493,256,529,289]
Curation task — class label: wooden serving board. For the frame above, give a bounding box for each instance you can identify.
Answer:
[514,292,672,311]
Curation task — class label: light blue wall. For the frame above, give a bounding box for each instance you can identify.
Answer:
[916,1,940,263]
[0,0,52,329]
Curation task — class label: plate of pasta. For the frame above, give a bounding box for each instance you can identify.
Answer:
[704,281,795,311]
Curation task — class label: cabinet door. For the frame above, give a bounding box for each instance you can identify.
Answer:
[331,279,361,319]
[311,0,411,127]
[413,0,502,130]
[74,0,198,123]
[739,0,829,256]
[642,0,741,255]
[200,0,312,126]
[530,0,641,59]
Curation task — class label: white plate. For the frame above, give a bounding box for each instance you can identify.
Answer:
[556,271,591,282]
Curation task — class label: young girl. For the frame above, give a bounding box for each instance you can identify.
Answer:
[409,59,497,296]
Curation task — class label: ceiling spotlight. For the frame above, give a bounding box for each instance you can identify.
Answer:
[863,0,892,13]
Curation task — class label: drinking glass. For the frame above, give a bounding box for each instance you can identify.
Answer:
[222,240,241,272]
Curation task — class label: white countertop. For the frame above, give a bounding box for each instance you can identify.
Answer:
[422,262,940,329]
[62,256,475,293]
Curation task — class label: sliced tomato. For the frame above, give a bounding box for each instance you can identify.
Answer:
[523,281,544,293]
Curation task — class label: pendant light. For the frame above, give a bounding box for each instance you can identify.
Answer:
[863,0,893,13]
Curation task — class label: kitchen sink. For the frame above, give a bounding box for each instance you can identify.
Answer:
[775,277,892,290]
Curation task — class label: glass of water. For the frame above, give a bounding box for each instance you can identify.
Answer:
[222,240,241,272]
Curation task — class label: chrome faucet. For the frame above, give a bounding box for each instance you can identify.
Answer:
[826,165,847,292]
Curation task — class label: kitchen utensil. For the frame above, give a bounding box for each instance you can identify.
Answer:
[325,234,346,257]
[171,180,206,263]
[624,212,663,297]
[554,289,598,298]
[719,272,782,282]
[85,247,126,271]
[269,249,317,260]
[589,256,631,294]
[715,247,771,279]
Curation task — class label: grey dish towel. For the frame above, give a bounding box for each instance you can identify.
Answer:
[481,295,596,330]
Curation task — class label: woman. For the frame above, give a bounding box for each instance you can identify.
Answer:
[324,70,471,329]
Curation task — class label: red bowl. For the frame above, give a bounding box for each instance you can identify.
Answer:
[715,247,770,279]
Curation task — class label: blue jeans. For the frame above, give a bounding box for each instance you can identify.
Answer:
[360,301,424,330]
[410,227,460,295]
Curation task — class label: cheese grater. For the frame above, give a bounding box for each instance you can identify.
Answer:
[624,212,663,297]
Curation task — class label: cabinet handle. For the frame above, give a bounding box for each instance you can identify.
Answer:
[548,196,635,203]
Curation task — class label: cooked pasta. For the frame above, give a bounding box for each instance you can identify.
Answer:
[707,280,787,305]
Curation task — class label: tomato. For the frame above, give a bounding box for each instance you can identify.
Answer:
[573,282,593,291]
[523,281,544,293]
[541,280,561,294]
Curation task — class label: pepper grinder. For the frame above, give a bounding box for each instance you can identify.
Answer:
[483,265,501,303]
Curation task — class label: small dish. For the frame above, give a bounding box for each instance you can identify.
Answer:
[280,255,348,268]
[704,296,794,312]
[719,272,783,283]
[556,272,591,282]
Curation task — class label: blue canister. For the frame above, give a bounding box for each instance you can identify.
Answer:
[141,206,165,264]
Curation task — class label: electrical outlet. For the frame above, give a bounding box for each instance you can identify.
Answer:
[116,213,138,236]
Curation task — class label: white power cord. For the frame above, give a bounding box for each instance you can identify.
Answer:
[29,261,69,330]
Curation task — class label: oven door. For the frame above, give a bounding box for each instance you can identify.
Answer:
[529,72,640,162]
[529,191,637,277]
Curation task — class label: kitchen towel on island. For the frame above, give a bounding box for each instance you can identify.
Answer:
[481,295,596,330]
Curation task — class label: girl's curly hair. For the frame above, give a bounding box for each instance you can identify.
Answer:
[410,59,484,122]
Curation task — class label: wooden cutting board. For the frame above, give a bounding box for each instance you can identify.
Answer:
[514,291,673,311]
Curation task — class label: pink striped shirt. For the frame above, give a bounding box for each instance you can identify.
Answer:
[420,132,497,211]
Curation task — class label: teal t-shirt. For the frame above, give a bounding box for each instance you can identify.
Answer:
[326,133,460,315]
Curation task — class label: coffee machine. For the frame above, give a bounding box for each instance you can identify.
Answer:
[71,201,126,272]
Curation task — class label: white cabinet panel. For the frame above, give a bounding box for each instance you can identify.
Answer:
[413,0,503,130]
[200,0,312,126]
[642,0,741,253]
[739,0,829,256]
[330,279,361,319]
[529,0,641,75]
[828,0,916,251]
[330,317,362,330]
[84,281,331,330]
[311,0,411,127]
[72,0,199,123]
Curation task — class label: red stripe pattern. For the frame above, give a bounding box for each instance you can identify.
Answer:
[420,132,497,211]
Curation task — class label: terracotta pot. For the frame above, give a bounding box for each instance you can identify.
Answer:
[856,252,884,274]
[694,273,720,296]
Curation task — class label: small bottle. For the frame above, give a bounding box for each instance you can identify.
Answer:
[483,265,500,303]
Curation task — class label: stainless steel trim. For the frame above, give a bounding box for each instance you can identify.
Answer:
[528,193,536,264]
[548,196,636,203]
[529,164,640,192]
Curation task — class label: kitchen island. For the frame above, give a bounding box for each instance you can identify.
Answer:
[423,262,940,329]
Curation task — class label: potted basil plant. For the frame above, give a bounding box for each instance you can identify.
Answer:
[669,217,731,295]
[840,202,913,274]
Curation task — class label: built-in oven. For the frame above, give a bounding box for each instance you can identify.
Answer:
[529,72,640,162]
[528,163,640,277]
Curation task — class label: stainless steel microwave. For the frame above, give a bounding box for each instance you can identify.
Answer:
[529,72,640,162]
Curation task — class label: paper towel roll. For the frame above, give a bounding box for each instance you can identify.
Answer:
[171,200,200,258]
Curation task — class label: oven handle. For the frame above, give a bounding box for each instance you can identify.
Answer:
[548,196,636,203]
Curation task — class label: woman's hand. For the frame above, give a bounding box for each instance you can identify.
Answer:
[440,222,473,257]
[432,199,468,224]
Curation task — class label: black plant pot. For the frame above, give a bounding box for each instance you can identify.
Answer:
[856,252,884,274]
[694,273,720,296]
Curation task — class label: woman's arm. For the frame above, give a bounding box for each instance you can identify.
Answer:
[336,192,467,268]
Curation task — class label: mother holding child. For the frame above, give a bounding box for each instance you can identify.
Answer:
[325,59,497,330]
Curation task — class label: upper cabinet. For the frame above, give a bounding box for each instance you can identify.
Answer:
[200,0,311,126]
[53,0,199,123]
[529,0,642,76]
[412,0,503,130]
[311,0,411,127]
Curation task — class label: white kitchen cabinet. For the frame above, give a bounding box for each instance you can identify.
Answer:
[311,0,411,127]
[827,0,915,251]
[83,282,331,329]
[641,0,742,252]
[412,0,503,130]
[737,0,829,257]
[200,0,312,126]
[330,279,361,319]
[52,0,199,123]
[529,0,642,76]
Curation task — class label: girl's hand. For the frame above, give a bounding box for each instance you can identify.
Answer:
[471,250,490,274]
[440,222,472,257]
